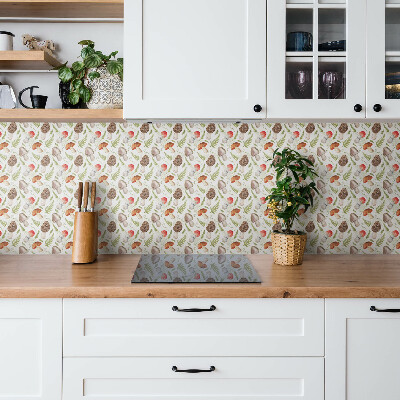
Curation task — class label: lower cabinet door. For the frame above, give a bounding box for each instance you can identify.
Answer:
[326,299,400,400]
[0,299,62,400]
[63,357,324,400]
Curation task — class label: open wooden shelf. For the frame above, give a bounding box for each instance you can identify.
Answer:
[0,51,62,70]
[0,109,124,122]
[0,0,123,19]
[0,0,124,18]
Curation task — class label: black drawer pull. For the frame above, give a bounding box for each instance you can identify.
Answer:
[172,305,216,312]
[172,366,215,373]
[370,306,400,313]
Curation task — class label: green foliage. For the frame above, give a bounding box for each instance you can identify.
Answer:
[265,148,320,233]
[55,40,123,105]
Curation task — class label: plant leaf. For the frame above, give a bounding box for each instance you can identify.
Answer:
[70,79,83,90]
[68,91,80,105]
[81,46,95,59]
[72,61,84,71]
[109,51,118,59]
[58,66,73,83]
[88,71,100,80]
[78,40,95,47]
[78,85,91,103]
[84,53,103,68]
[73,69,85,80]
[106,60,123,74]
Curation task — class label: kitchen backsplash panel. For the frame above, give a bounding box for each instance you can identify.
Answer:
[0,121,399,255]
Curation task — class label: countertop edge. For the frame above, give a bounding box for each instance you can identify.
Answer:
[2,286,400,298]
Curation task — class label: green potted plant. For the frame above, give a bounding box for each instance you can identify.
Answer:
[265,148,320,266]
[57,40,123,109]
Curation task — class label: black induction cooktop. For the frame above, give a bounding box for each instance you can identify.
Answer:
[131,254,261,283]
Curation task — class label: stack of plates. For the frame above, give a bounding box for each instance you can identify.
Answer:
[318,40,346,51]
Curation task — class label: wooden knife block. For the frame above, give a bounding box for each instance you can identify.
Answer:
[72,211,98,264]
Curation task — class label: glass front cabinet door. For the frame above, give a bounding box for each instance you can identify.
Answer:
[367,0,400,118]
[267,0,366,119]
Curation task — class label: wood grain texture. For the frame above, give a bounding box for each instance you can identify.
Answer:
[0,1,124,18]
[0,51,61,70]
[71,212,98,264]
[0,109,123,122]
[0,255,400,298]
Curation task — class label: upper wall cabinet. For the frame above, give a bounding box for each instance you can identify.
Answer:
[267,0,366,119]
[367,0,400,118]
[124,0,266,120]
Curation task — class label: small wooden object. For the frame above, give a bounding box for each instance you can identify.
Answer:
[72,211,98,264]
[271,232,307,266]
[72,181,98,264]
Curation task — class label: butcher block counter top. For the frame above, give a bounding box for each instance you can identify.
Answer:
[0,254,400,298]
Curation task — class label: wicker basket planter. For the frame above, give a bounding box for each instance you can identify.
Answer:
[271,231,307,266]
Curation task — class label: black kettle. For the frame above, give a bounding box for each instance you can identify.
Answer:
[18,86,47,109]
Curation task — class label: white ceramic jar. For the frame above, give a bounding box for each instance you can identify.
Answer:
[0,32,14,51]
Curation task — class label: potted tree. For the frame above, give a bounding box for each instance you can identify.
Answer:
[265,148,320,266]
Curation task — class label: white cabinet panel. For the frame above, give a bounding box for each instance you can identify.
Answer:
[63,357,324,400]
[0,299,62,400]
[326,299,400,400]
[124,0,266,119]
[64,298,324,356]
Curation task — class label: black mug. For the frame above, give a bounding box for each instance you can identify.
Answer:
[18,86,47,109]
[287,31,313,52]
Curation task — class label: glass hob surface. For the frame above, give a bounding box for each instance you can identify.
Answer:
[132,254,261,283]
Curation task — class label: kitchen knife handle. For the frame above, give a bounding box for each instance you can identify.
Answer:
[370,306,400,313]
[172,305,216,312]
[91,182,96,210]
[172,366,215,373]
[83,181,89,210]
[77,182,83,210]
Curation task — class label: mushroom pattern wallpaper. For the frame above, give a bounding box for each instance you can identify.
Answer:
[0,121,399,254]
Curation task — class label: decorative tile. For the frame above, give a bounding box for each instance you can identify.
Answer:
[0,121,399,255]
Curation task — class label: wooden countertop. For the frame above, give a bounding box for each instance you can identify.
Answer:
[0,254,400,298]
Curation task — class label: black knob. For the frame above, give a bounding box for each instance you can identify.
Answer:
[373,104,382,112]
[254,104,262,113]
[354,104,362,112]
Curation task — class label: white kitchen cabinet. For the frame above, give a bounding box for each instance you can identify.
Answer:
[366,0,400,118]
[267,0,366,119]
[124,0,266,120]
[63,298,324,357]
[0,299,62,400]
[326,299,400,400]
[63,357,324,400]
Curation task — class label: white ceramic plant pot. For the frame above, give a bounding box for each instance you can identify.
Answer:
[84,66,123,109]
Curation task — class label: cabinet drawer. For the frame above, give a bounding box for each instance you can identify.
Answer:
[64,299,324,356]
[63,357,324,400]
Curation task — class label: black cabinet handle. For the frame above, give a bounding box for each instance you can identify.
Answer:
[172,366,215,373]
[370,306,400,313]
[373,104,382,112]
[354,104,362,112]
[254,104,262,113]
[172,305,216,312]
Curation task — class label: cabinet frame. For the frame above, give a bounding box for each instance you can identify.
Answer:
[267,0,366,119]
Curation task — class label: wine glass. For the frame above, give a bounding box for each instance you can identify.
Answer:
[287,70,313,99]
